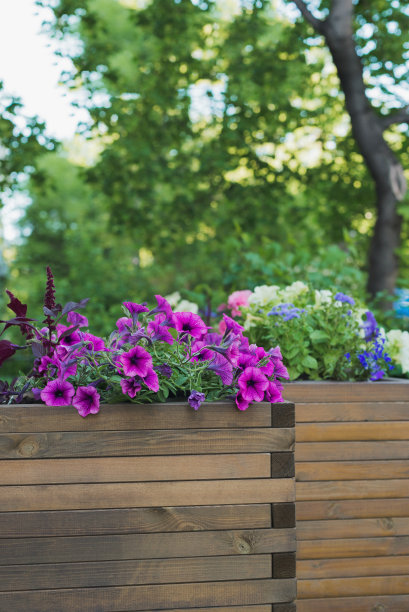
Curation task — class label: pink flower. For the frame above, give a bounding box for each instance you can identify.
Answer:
[120,378,142,398]
[147,319,174,344]
[228,290,252,317]
[40,379,75,406]
[81,333,106,352]
[238,367,269,403]
[123,302,149,316]
[265,380,283,403]
[174,312,208,340]
[73,386,100,417]
[235,392,250,411]
[119,345,153,377]
[116,317,133,332]
[67,311,89,328]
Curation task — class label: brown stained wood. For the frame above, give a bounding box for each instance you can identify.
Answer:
[297,594,409,612]
[272,552,296,579]
[271,453,294,478]
[0,478,295,512]
[296,402,409,422]
[0,504,272,538]
[272,605,296,612]
[296,479,409,501]
[1,528,296,565]
[0,579,297,611]
[272,403,295,428]
[272,503,296,529]
[0,555,272,591]
[283,380,409,403]
[296,441,409,462]
[297,517,409,540]
[0,427,294,459]
[298,555,409,579]
[296,460,409,481]
[0,401,272,432]
[0,453,270,485]
[297,498,409,521]
[297,535,409,559]
[137,608,273,612]
[298,575,409,599]
[297,421,409,442]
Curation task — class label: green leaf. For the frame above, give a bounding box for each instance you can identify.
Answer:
[302,355,318,369]
[310,330,329,343]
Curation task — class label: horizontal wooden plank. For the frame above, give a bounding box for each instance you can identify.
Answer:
[297,517,409,540]
[296,402,409,423]
[0,478,294,512]
[297,498,409,521]
[296,460,409,481]
[297,422,409,442]
[0,555,272,591]
[0,504,272,538]
[298,555,409,579]
[283,380,409,403]
[0,401,272,432]
[0,428,294,459]
[297,479,409,501]
[0,454,270,485]
[298,575,409,599]
[296,441,409,461]
[297,594,409,612]
[1,528,296,564]
[298,536,409,559]
[137,608,273,612]
[0,579,296,611]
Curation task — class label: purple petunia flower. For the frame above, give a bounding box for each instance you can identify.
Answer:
[207,352,234,385]
[123,302,150,316]
[174,312,208,340]
[119,345,153,377]
[56,324,82,347]
[235,392,250,411]
[361,311,379,342]
[40,378,75,406]
[73,385,100,417]
[81,332,106,352]
[222,314,244,336]
[265,380,283,403]
[188,390,206,410]
[238,367,269,403]
[155,363,173,378]
[143,368,160,392]
[120,377,142,398]
[116,317,133,332]
[149,295,177,327]
[335,292,355,306]
[147,319,174,345]
[67,311,89,328]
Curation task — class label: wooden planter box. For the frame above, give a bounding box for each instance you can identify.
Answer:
[0,401,296,612]
[283,380,409,612]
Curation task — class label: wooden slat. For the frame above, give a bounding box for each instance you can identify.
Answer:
[0,478,294,512]
[296,460,409,481]
[297,422,409,442]
[0,555,272,591]
[298,555,409,579]
[0,454,270,485]
[0,504,272,538]
[298,575,409,598]
[0,401,272,432]
[0,579,296,611]
[296,402,409,422]
[298,536,409,559]
[297,594,409,612]
[1,528,296,564]
[283,380,409,403]
[297,498,409,521]
[296,479,409,501]
[297,517,409,540]
[296,441,409,461]
[0,428,294,459]
[137,608,273,612]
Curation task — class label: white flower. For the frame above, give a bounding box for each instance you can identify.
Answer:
[281,281,309,303]
[385,329,409,373]
[165,292,181,308]
[175,299,199,314]
[314,289,333,308]
[248,285,281,308]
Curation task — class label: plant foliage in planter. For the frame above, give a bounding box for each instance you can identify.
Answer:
[0,268,289,415]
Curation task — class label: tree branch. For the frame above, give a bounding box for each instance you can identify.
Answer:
[381,108,409,130]
[291,0,325,34]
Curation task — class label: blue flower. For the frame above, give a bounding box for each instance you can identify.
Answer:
[335,292,355,305]
[267,303,305,321]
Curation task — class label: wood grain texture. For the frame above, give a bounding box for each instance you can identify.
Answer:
[0,579,297,612]
[296,441,409,461]
[0,453,270,485]
[283,380,409,402]
[298,555,409,579]
[136,608,273,612]
[1,528,296,565]
[0,555,272,591]
[296,459,409,481]
[297,594,409,612]
[0,504,272,538]
[296,402,409,422]
[0,401,272,432]
[0,478,295,512]
[297,479,409,501]
[296,498,409,521]
[297,421,409,442]
[298,517,409,540]
[0,427,294,459]
[298,536,409,559]
[298,575,409,598]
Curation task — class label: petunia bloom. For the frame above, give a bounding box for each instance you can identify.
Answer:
[67,311,89,328]
[238,367,269,403]
[147,319,174,345]
[123,302,150,316]
[73,385,100,417]
[40,378,75,406]
[227,290,252,317]
[143,368,160,392]
[174,312,208,340]
[120,377,142,398]
[119,345,153,377]
[188,390,206,410]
